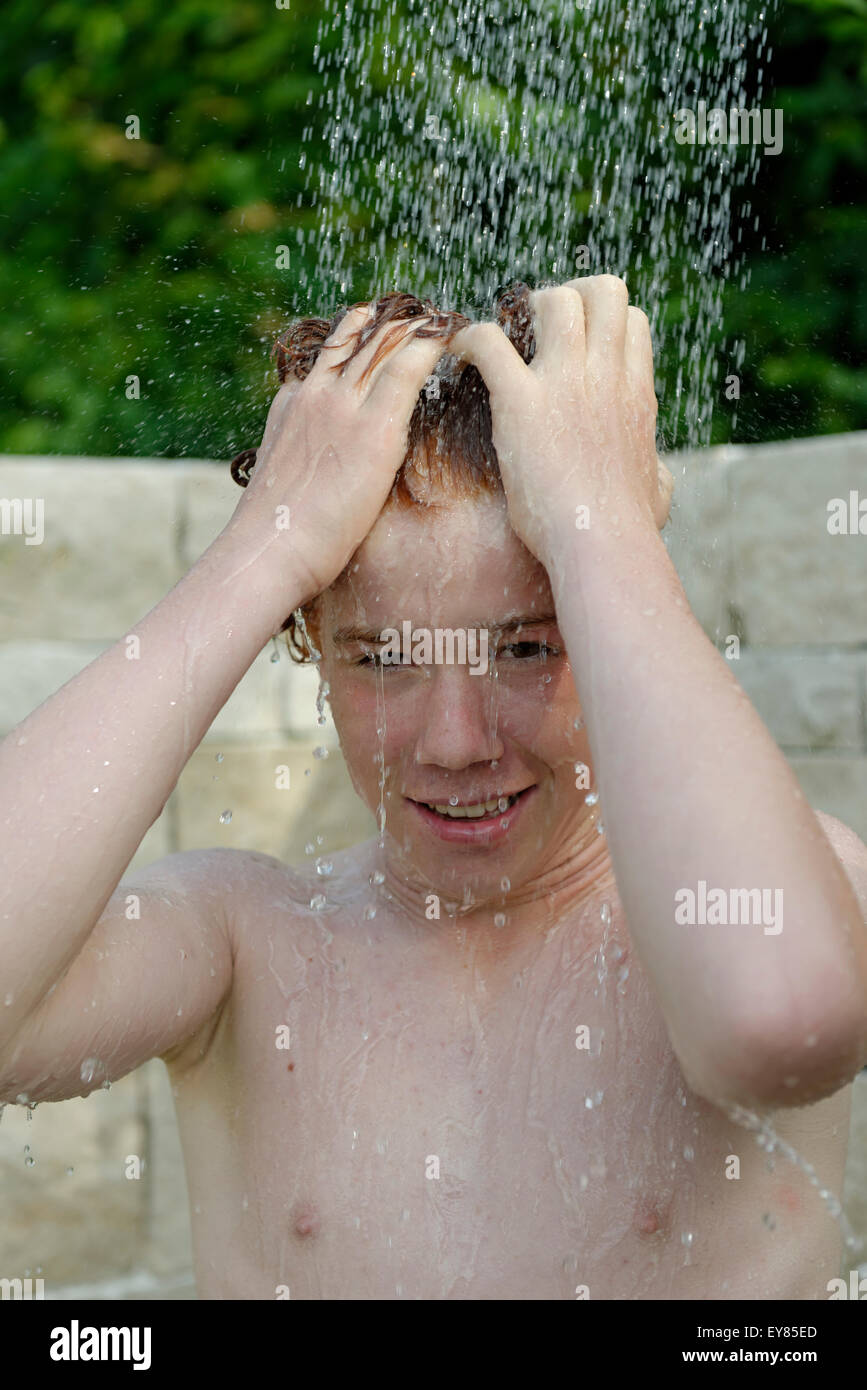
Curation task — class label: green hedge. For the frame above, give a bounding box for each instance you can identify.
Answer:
[0,0,864,459]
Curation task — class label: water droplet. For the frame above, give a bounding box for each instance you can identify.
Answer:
[600,902,611,925]
[313,746,329,760]
[499,876,510,892]
[80,1057,101,1084]
[305,842,316,855]
[25,1154,35,1167]
[369,870,385,886]
[4,992,12,1006]
[310,894,327,911]
[219,809,233,825]
[683,1145,694,1161]
[316,679,330,725]
[585,790,599,806]
[449,794,459,806]
[681,1231,694,1247]
[315,858,334,877]
[494,912,506,928]
[762,1211,776,1230]
[572,717,584,731]
[66,1166,74,1176]
[363,904,377,920]
[497,796,509,812]
[215,752,224,763]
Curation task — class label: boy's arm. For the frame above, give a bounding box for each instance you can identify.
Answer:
[0,516,306,1100]
[450,280,867,1111]
[0,303,458,1102]
[545,506,867,1110]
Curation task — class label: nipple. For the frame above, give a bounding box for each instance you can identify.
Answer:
[292,1201,320,1239]
[634,1193,672,1240]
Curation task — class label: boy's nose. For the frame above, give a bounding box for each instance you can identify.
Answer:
[413,667,505,771]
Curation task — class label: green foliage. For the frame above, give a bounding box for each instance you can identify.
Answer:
[0,0,864,458]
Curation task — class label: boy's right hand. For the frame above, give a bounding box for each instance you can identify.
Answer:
[230,302,454,604]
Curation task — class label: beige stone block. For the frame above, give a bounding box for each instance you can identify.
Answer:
[203,642,288,741]
[0,458,182,642]
[842,1071,867,1268]
[663,444,735,641]
[173,740,375,861]
[0,641,108,735]
[0,1070,147,1287]
[735,650,862,751]
[788,755,867,843]
[729,432,867,646]
[141,1058,193,1283]
[177,461,241,569]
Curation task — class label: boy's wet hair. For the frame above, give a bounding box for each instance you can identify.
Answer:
[229,283,537,662]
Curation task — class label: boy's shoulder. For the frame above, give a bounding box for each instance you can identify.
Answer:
[813,811,867,924]
[182,842,374,939]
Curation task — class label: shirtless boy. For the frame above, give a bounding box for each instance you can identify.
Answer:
[2,276,867,1300]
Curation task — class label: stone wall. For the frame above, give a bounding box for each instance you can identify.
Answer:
[0,435,865,1299]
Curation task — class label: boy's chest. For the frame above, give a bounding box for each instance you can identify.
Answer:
[217,922,737,1297]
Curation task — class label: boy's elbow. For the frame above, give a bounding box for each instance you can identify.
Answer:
[677,998,867,1112]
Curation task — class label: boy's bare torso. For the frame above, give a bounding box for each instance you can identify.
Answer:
[166,843,850,1301]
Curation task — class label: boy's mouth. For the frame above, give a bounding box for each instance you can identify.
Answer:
[406,785,536,844]
[419,792,523,820]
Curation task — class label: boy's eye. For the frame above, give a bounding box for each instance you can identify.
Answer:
[496,641,560,660]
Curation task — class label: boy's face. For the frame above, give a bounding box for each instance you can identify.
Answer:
[317,491,594,905]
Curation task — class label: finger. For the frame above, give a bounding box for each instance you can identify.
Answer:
[527,286,586,376]
[362,321,454,415]
[625,305,655,392]
[257,375,305,457]
[564,275,629,377]
[446,320,531,407]
[305,302,376,387]
[655,457,674,529]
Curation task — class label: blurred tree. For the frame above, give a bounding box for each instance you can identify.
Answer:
[0,0,863,458]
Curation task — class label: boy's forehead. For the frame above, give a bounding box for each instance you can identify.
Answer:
[327,496,552,625]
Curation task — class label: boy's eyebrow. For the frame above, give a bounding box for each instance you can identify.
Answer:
[489,611,558,636]
[331,613,558,644]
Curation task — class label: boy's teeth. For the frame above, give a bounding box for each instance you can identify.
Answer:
[429,795,516,818]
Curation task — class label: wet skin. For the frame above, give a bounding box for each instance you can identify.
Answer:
[166,494,854,1299]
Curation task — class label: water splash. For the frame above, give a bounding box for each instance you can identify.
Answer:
[295,0,775,449]
[727,1103,859,1253]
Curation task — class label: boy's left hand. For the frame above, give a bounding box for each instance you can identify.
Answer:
[448,275,674,565]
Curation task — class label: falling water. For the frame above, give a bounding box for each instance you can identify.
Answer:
[267,0,859,1286]
[294,0,775,448]
[726,1103,860,1256]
